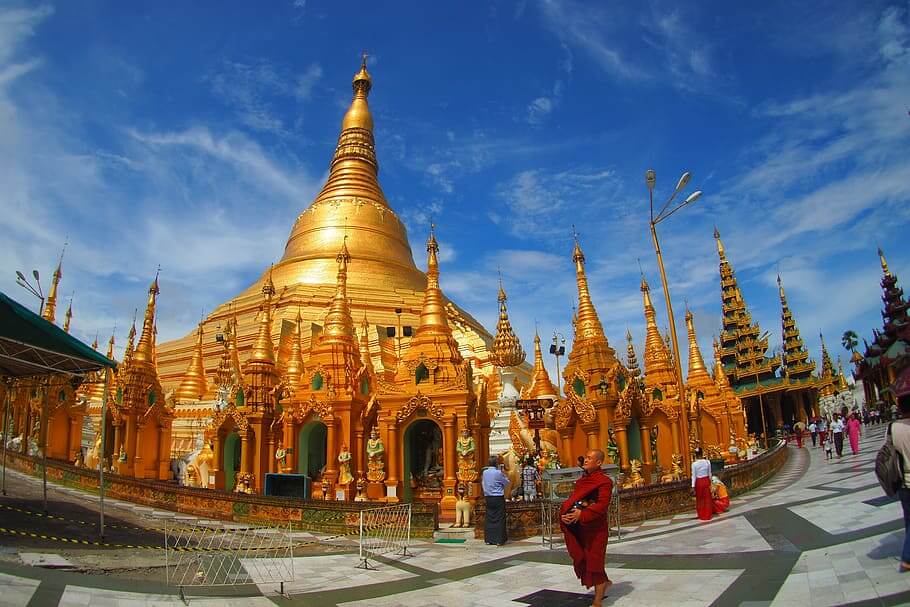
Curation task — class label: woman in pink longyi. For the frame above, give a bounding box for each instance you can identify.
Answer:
[846,412,862,455]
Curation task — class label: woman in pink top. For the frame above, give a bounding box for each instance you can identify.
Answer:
[846,413,862,455]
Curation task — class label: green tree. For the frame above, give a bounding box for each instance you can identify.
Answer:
[841,329,859,353]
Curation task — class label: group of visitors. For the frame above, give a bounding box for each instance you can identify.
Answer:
[690,447,730,520]
[790,412,864,458]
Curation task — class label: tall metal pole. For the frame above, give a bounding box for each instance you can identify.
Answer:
[1,379,10,496]
[649,218,691,467]
[99,367,111,539]
[41,378,50,513]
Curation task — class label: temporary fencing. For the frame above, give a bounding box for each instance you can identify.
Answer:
[164,520,294,597]
[356,503,412,570]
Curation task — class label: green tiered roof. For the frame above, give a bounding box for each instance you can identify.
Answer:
[715,228,780,392]
[777,275,816,381]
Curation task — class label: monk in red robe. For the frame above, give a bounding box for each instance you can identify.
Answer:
[560,449,613,606]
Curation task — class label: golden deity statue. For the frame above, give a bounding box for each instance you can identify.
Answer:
[366,427,385,483]
[337,444,353,486]
[456,427,477,482]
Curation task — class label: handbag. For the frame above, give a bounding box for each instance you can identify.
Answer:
[875,423,905,497]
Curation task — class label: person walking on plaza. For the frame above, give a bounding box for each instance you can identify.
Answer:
[824,432,834,460]
[481,455,509,546]
[560,449,613,606]
[818,417,828,448]
[691,447,713,521]
[793,419,806,448]
[809,419,818,446]
[831,414,846,457]
[885,398,910,571]
[847,412,862,455]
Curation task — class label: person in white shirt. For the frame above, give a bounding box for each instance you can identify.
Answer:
[809,421,818,446]
[830,414,846,457]
[691,447,713,521]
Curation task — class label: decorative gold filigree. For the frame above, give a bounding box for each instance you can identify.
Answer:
[396,392,444,423]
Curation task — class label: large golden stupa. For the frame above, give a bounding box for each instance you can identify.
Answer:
[156,60,500,412]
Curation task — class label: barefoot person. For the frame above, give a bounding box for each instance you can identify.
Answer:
[560,449,613,606]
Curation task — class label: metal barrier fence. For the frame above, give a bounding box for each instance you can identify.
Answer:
[164,521,294,597]
[356,503,412,570]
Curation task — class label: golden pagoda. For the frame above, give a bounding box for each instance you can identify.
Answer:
[150,60,511,480]
[556,236,636,472]
[523,331,558,400]
[683,309,745,452]
[491,278,526,369]
[625,329,641,382]
[108,273,173,479]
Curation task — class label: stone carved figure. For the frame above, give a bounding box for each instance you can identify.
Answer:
[659,453,684,483]
[454,483,472,527]
[354,475,367,501]
[337,444,353,486]
[456,427,477,482]
[366,427,386,482]
[622,459,645,489]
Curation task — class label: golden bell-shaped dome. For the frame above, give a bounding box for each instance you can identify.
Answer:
[491,279,526,368]
[248,59,424,295]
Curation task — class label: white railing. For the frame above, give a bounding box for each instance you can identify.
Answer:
[356,503,412,570]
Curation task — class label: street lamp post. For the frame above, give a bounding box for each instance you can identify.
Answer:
[646,169,702,466]
[549,332,566,396]
[15,270,45,316]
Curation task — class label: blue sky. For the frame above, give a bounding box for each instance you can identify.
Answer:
[1,1,908,379]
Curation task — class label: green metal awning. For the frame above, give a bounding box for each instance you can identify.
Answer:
[0,291,117,378]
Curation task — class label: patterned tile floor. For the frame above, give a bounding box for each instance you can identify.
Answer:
[1,423,906,606]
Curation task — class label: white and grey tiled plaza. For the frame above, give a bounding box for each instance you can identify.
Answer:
[0,423,906,606]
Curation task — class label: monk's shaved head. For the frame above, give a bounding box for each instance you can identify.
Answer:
[587,449,605,464]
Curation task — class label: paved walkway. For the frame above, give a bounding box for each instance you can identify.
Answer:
[0,423,905,606]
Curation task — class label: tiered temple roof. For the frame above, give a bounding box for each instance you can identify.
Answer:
[714,228,781,394]
[777,275,816,383]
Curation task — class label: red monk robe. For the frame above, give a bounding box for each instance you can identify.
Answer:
[559,468,613,588]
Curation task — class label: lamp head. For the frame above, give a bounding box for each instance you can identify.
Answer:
[645,169,656,191]
[684,190,703,204]
[675,172,691,193]
[549,344,557,355]
[32,269,40,282]
[15,271,25,282]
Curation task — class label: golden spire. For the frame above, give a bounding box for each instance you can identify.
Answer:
[879,247,892,278]
[321,239,356,342]
[626,329,641,378]
[527,331,558,399]
[42,242,66,324]
[491,276,526,368]
[176,322,208,402]
[90,334,99,350]
[641,276,673,375]
[358,310,375,374]
[285,308,305,390]
[63,295,73,333]
[133,271,159,365]
[571,234,607,342]
[819,333,835,378]
[685,308,711,383]
[106,332,115,360]
[714,226,726,260]
[271,57,425,294]
[249,267,276,363]
[416,225,451,336]
[123,313,137,366]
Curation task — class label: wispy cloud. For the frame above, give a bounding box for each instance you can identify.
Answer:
[207,59,322,136]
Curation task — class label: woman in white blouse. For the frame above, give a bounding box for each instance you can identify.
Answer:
[691,447,713,520]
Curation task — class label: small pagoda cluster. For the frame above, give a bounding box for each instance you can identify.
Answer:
[853,250,909,410]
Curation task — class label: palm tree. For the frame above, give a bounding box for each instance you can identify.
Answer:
[841,330,859,354]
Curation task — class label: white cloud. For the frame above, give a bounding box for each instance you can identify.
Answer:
[294,63,323,100]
